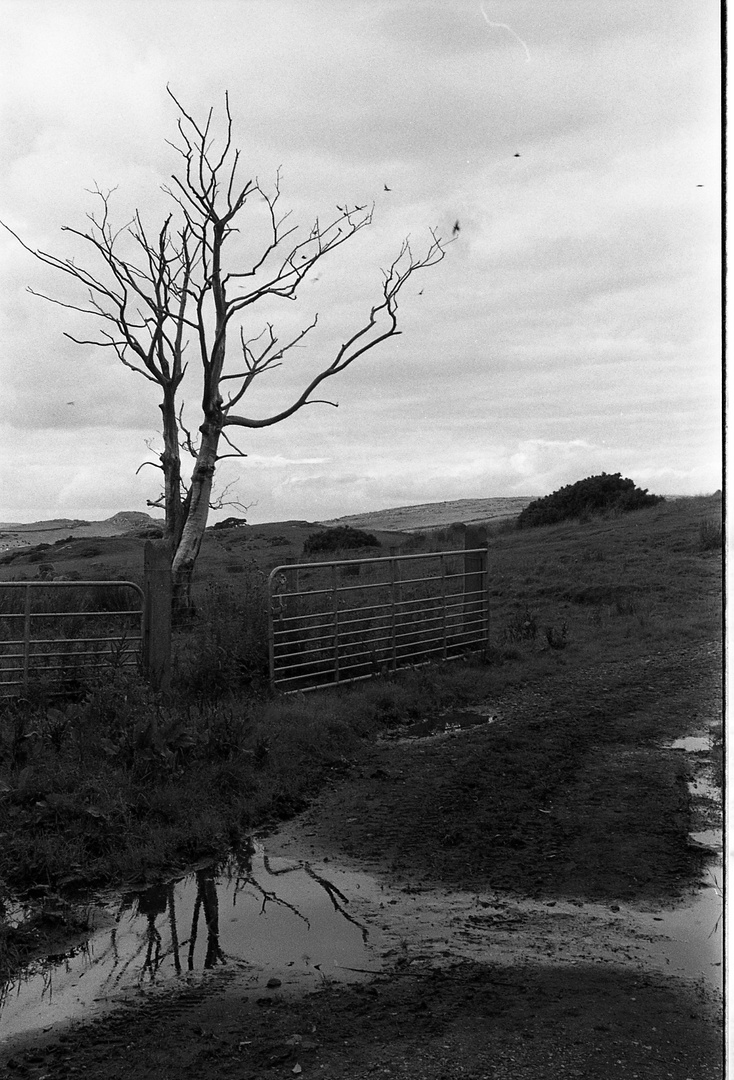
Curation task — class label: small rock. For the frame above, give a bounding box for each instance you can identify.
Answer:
[266,977,282,988]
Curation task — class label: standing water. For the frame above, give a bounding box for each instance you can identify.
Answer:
[0,841,378,1040]
[631,736,723,986]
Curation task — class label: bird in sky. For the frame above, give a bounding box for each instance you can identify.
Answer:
[66,401,75,405]
[514,153,521,157]
[452,220,460,235]
[383,183,392,191]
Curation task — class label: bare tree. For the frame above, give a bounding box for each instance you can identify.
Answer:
[2,91,447,614]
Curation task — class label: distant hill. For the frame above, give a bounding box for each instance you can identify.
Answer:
[0,499,536,556]
[0,512,164,552]
[318,497,536,533]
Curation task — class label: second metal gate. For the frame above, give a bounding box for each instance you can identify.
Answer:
[268,546,489,692]
[0,580,144,697]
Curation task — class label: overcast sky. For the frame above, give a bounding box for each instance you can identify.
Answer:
[0,0,721,524]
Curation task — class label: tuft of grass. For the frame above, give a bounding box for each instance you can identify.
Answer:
[501,607,538,644]
[172,569,270,703]
[698,517,722,552]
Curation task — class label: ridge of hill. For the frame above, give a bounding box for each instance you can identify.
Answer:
[318,496,536,533]
[0,512,164,552]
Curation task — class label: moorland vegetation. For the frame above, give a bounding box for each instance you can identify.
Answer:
[303,525,381,554]
[517,472,664,529]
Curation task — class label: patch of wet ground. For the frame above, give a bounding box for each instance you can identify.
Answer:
[0,680,723,1077]
[0,836,723,1079]
[0,842,379,1042]
[1,719,722,1050]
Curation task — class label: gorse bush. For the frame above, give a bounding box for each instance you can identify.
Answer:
[303,525,381,555]
[517,473,663,529]
[212,516,248,530]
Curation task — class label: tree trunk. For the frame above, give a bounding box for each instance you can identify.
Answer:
[171,421,221,617]
[160,386,186,550]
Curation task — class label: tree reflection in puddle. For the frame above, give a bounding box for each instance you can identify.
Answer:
[0,841,376,1040]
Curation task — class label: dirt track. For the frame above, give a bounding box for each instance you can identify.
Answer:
[1,642,723,1078]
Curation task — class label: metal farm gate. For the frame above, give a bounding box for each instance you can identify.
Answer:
[268,546,489,692]
[0,580,144,697]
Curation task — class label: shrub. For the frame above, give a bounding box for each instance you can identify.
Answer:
[70,543,103,558]
[133,526,165,539]
[26,544,51,563]
[212,516,248,530]
[517,473,663,529]
[303,526,381,555]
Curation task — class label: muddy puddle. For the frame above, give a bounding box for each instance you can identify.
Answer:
[387,704,498,740]
[632,854,722,986]
[632,734,723,987]
[0,842,379,1041]
[1,730,723,1043]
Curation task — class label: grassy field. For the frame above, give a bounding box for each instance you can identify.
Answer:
[0,493,722,976]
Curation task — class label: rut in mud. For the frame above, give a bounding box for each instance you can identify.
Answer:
[300,642,721,900]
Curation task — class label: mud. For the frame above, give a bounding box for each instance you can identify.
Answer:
[0,642,723,1079]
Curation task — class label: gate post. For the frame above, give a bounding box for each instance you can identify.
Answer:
[143,540,172,696]
[463,525,488,645]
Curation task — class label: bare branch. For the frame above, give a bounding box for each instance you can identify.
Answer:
[136,459,164,475]
[223,230,446,430]
[216,429,248,461]
[207,478,251,513]
[176,404,199,458]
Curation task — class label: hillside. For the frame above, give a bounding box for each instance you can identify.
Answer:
[319,496,535,532]
[0,512,164,552]
[0,497,533,564]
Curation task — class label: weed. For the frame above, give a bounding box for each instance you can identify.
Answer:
[544,622,569,649]
[501,607,538,644]
[614,596,639,617]
[709,722,723,788]
[172,572,269,703]
[698,518,722,552]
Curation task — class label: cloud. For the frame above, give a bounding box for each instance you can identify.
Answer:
[246,455,330,468]
[0,0,720,524]
[0,425,162,521]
